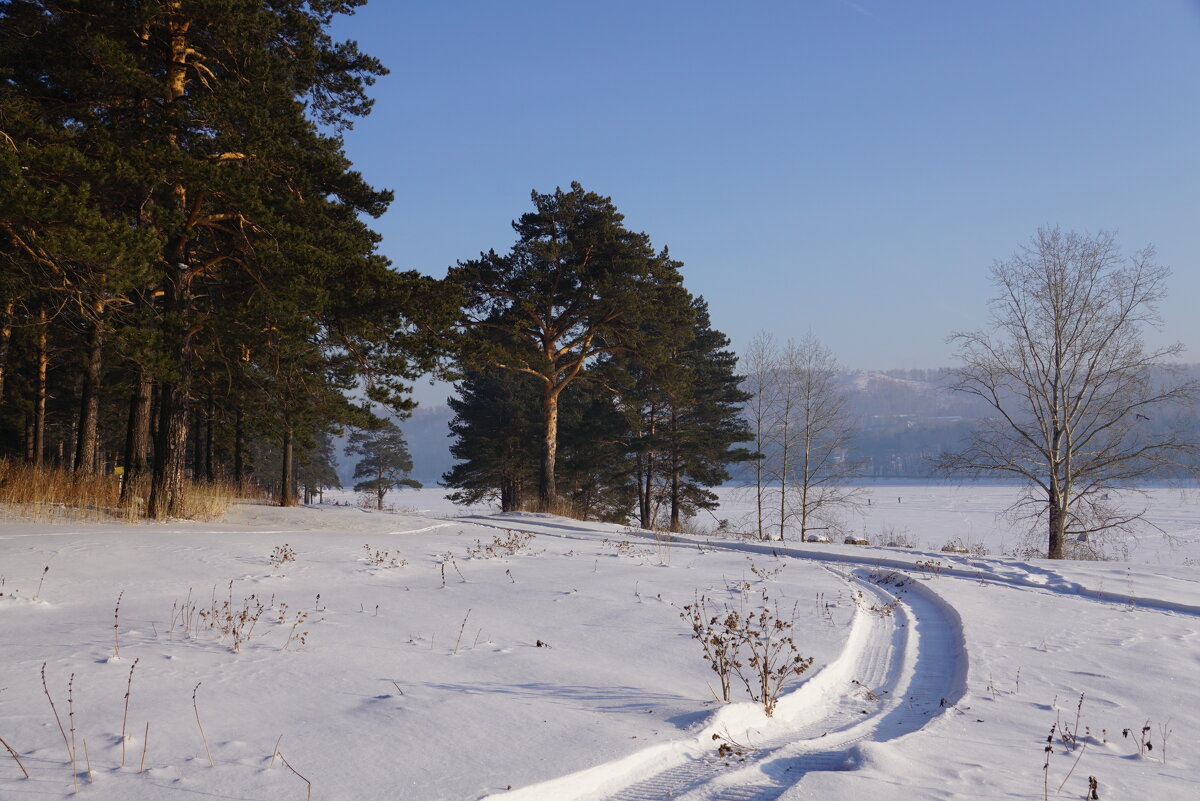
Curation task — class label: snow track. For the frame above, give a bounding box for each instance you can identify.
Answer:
[589,575,965,801]
[464,514,969,801]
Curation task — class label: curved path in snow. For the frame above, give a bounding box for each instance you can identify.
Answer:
[456,514,969,801]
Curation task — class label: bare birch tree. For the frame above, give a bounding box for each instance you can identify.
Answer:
[743,332,779,539]
[743,332,862,541]
[775,335,862,541]
[937,228,1197,558]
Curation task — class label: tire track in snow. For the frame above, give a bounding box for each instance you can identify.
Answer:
[590,571,966,801]
[471,548,967,801]
[456,513,1200,618]
[450,512,1190,798]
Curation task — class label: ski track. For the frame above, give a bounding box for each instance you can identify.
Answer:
[456,514,969,801]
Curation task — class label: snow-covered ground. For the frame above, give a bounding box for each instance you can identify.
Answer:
[2,485,1199,800]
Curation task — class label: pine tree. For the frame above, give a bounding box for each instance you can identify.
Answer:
[297,431,340,504]
[442,368,542,512]
[449,183,682,508]
[608,296,753,531]
[0,2,449,515]
[662,298,754,531]
[347,418,420,511]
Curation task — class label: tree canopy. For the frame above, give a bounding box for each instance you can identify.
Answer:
[0,1,448,514]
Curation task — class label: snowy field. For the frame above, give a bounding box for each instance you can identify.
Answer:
[2,485,1200,800]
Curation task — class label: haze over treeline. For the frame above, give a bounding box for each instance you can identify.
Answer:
[384,363,1200,488]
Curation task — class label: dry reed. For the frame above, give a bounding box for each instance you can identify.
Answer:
[0,460,239,522]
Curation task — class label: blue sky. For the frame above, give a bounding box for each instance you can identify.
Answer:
[331,0,1200,404]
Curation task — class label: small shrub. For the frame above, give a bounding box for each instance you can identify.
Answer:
[680,593,742,703]
[748,560,784,582]
[362,544,407,568]
[941,537,988,556]
[914,559,944,579]
[270,544,297,567]
[602,538,653,560]
[869,525,915,548]
[465,530,536,559]
[738,595,815,716]
[866,567,910,587]
[197,590,266,652]
[681,589,814,716]
[851,589,901,618]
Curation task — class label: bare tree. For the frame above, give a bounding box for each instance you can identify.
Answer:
[774,335,862,541]
[743,333,862,541]
[938,228,1197,558]
[742,332,779,539]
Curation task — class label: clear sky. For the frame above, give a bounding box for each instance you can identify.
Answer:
[330,0,1200,405]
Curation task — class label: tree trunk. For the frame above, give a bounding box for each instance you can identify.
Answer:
[799,435,812,541]
[149,8,196,518]
[640,406,657,529]
[149,379,189,518]
[755,453,765,540]
[501,477,522,512]
[279,427,297,507]
[148,244,195,520]
[0,298,13,400]
[539,384,559,508]
[375,462,385,510]
[149,380,188,517]
[205,392,215,481]
[670,467,681,533]
[120,368,153,504]
[777,413,790,542]
[24,412,34,462]
[192,407,203,480]
[74,318,104,476]
[234,406,245,489]
[636,458,649,529]
[669,410,682,533]
[33,308,47,467]
[1048,488,1066,559]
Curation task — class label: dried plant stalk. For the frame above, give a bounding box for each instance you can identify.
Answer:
[277,751,312,801]
[453,609,472,655]
[40,663,71,762]
[139,722,149,773]
[193,682,214,767]
[0,734,29,779]
[120,657,139,767]
[68,673,78,793]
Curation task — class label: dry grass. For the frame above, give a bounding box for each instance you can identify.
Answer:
[0,460,238,522]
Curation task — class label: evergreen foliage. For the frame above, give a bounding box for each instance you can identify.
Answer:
[0,1,449,514]
[347,417,420,511]
[448,183,683,508]
[445,188,750,529]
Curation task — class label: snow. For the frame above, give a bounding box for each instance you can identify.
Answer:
[2,485,1200,800]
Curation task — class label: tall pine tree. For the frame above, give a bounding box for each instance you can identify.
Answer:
[449,183,683,508]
